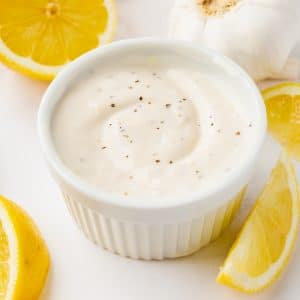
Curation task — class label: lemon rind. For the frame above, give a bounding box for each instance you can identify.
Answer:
[262,82,300,99]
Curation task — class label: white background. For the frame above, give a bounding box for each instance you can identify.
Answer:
[0,1,299,299]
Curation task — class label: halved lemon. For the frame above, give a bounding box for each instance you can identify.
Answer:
[0,0,117,80]
[217,151,300,293]
[0,195,50,299]
[263,82,300,160]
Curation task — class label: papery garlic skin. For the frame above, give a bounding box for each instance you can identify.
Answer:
[169,0,300,81]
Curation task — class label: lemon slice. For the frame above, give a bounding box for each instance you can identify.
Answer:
[0,0,117,80]
[0,195,50,299]
[263,82,300,160]
[217,152,300,293]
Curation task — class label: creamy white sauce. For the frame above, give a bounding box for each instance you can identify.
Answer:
[52,58,255,200]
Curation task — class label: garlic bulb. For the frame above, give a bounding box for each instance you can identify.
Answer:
[169,0,300,81]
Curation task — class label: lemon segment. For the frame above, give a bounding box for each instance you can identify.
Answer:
[217,152,300,293]
[0,195,50,300]
[263,82,300,160]
[0,0,117,80]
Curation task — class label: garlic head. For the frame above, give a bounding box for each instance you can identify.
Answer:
[169,0,300,81]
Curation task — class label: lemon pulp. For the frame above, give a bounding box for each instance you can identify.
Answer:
[217,152,300,293]
[0,0,117,80]
[263,82,300,160]
[0,195,50,300]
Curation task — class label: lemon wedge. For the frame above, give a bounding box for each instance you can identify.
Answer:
[217,152,300,293]
[0,0,117,80]
[0,195,50,299]
[263,82,300,160]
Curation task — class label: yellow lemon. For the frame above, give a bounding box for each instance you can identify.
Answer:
[0,195,50,300]
[0,0,117,80]
[263,82,300,160]
[217,151,300,293]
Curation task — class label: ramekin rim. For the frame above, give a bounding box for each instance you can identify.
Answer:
[37,37,267,210]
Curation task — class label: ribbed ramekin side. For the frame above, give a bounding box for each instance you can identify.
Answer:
[63,190,244,260]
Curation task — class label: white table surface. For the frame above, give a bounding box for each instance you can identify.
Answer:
[0,1,300,299]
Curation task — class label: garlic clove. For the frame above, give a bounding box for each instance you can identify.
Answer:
[250,0,300,12]
[169,0,206,41]
[270,58,300,80]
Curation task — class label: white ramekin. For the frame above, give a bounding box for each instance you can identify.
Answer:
[38,38,266,260]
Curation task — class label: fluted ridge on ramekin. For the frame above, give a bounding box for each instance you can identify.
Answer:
[63,191,243,260]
